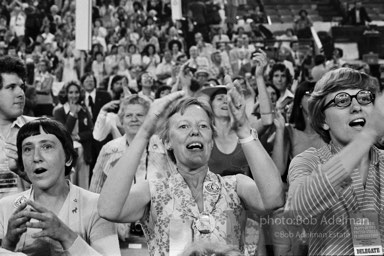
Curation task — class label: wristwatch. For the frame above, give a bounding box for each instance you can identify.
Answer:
[238,128,258,144]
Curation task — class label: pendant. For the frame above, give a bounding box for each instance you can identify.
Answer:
[195,212,216,234]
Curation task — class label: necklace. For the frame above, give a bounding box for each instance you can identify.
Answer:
[172,171,222,234]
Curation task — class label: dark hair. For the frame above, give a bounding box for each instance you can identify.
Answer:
[314,54,325,66]
[0,56,26,89]
[141,43,156,56]
[155,85,172,99]
[63,81,84,104]
[80,72,97,86]
[299,9,308,16]
[335,47,343,58]
[136,72,153,92]
[210,88,228,102]
[168,39,182,51]
[17,118,78,176]
[159,98,215,163]
[268,63,293,89]
[289,81,316,131]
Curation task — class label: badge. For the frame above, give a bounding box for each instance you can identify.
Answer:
[84,118,88,126]
[205,182,220,194]
[195,212,215,234]
[14,195,28,208]
[351,211,383,256]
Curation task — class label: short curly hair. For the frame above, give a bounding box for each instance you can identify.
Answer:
[0,56,26,89]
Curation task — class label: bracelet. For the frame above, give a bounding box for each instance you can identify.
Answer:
[239,128,258,144]
[260,112,272,115]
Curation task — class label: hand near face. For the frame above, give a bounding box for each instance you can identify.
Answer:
[227,81,250,135]
[68,102,80,115]
[365,92,384,140]
[141,91,185,137]
[3,202,30,251]
[5,142,31,183]
[24,200,78,250]
[101,100,120,113]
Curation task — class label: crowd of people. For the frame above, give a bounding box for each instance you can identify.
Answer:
[0,0,383,256]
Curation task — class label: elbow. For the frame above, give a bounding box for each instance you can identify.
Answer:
[264,189,285,213]
[98,200,119,222]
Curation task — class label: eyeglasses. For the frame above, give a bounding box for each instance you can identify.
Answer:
[323,90,375,110]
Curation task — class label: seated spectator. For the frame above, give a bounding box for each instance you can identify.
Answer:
[211,26,230,49]
[187,46,210,70]
[194,32,214,61]
[0,118,120,255]
[210,50,232,81]
[142,44,161,80]
[168,39,184,63]
[53,81,93,190]
[125,44,142,69]
[137,72,155,101]
[156,51,174,84]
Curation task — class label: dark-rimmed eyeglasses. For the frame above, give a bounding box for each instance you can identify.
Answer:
[323,90,375,111]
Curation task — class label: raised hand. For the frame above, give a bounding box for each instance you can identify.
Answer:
[274,110,286,131]
[101,100,120,113]
[227,81,250,135]
[254,49,268,78]
[365,92,384,140]
[2,202,30,251]
[141,91,185,137]
[5,142,31,183]
[24,200,78,250]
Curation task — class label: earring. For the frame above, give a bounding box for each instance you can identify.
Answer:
[65,158,73,166]
[322,123,329,130]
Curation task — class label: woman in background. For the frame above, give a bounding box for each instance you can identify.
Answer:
[53,81,93,189]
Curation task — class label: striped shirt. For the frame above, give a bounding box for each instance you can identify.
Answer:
[285,143,384,255]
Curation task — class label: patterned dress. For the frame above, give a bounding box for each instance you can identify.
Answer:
[141,170,252,256]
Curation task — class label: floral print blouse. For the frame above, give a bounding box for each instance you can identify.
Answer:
[141,170,253,256]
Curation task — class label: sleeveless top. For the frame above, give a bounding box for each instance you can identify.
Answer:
[208,141,250,176]
[141,170,247,256]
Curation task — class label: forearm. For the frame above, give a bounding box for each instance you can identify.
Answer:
[92,110,109,141]
[271,128,288,175]
[98,128,150,220]
[323,129,375,187]
[240,132,284,210]
[256,76,273,126]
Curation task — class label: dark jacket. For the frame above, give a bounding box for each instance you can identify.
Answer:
[53,105,94,164]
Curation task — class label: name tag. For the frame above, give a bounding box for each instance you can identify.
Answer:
[351,211,383,256]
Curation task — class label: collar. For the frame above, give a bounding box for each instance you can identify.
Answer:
[13,115,31,129]
[85,90,96,100]
[63,102,70,114]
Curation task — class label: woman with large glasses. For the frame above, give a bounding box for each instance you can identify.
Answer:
[285,67,384,256]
